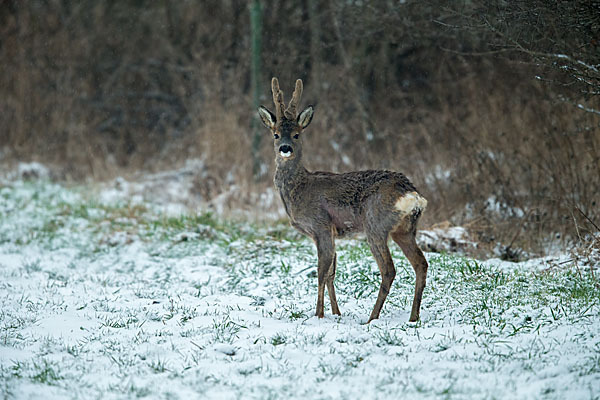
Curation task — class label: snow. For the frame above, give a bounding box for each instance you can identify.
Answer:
[424,165,452,187]
[484,196,525,218]
[418,224,477,254]
[96,159,286,219]
[12,162,51,181]
[483,253,574,272]
[0,179,598,399]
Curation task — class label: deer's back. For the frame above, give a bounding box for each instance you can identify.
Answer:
[311,169,417,202]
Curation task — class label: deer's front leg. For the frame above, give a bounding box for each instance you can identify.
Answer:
[314,233,335,318]
[327,253,341,316]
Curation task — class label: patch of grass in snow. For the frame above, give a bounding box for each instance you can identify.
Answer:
[22,258,42,273]
[270,333,287,346]
[115,381,152,398]
[99,314,141,329]
[1,359,63,386]
[373,327,405,347]
[211,315,246,344]
[29,359,63,385]
[280,304,308,321]
[148,358,170,373]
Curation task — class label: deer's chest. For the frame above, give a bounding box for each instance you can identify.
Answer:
[278,190,309,234]
[278,190,294,220]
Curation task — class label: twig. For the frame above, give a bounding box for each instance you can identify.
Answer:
[576,206,600,233]
[573,207,598,280]
[571,209,584,279]
[557,259,574,265]
[190,341,204,350]
[439,46,514,57]
[507,209,532,249]
[295,265,315,276]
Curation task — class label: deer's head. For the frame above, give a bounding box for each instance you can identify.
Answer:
[258,77,314,162]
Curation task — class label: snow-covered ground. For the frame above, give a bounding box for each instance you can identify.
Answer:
[0,180,598,399]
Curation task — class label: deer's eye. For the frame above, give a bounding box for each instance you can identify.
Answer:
[274,133,280,139]
[293,134,299,139]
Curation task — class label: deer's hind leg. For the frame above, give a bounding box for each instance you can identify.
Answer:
[366,234,396,323]
[391,230,428,322]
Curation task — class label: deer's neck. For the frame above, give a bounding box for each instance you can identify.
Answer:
[274,158,308,198]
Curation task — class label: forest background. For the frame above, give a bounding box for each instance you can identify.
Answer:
[1,0,598,256]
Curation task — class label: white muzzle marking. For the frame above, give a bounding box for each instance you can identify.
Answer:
[280,151,293,158]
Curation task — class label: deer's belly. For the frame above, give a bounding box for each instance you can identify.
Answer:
[325,206,362,237]
[332,217,362,237]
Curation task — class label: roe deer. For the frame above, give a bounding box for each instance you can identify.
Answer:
[258,77,429,322]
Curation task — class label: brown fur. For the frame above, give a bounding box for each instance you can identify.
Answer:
[259,77,429,322]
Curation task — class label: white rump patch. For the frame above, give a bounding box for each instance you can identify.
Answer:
[279,151,293,158]
[394,192,428,214]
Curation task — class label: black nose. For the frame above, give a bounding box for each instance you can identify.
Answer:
[279,145,293,153]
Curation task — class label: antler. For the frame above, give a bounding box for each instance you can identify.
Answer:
[271,77,286,121]
[285,79,303,119]
[271,77,304,121]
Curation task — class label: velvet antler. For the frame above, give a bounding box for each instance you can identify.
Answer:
[271,77,286,122]
[285,79,303,119]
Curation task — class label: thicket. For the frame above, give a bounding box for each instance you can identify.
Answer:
[1,0,598,255]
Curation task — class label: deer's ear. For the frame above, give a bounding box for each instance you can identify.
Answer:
[258,106,276,129]
[297,105,314,129]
